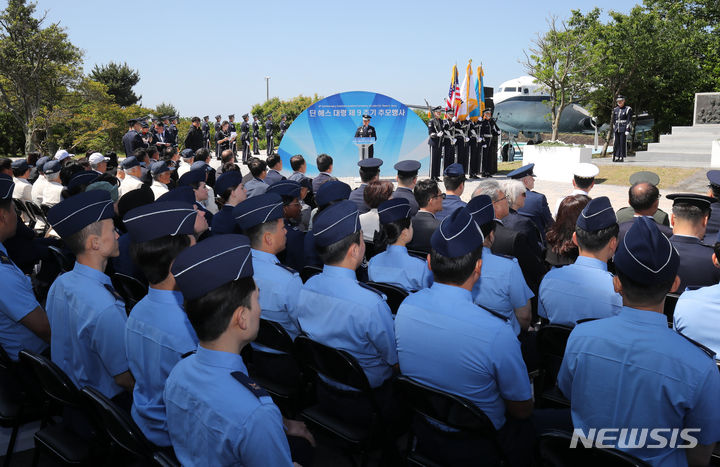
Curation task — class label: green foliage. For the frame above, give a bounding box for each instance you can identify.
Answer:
[0,111,24,156]
[414,109,430,124]
[250,94,322,149]
[155,102,179,119]
[89,62,141,107]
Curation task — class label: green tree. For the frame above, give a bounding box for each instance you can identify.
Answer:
[155,102,178,119]
[89,62,141,107]
[250,94,322,149]
[0,0,82,153]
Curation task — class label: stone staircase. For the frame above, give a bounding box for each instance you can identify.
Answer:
[635,125,720,165]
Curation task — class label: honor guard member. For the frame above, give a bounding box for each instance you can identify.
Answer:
[139,121,151,148]
[467,118,481,179]
[233,193,303,340]
[428,107,444,180]
[240,114,251,163]
[303,180,351,268]
[538,197,623,326]
[228,114,236,134]
[390,160,420,216]
[211,171,246,234]
[407,179,442,254]
[265,114,275,155]
[508,163,553,239]
[264,154,286,186]
[611,95,633,162]
[201,116,211,149]
[442,109,456,172]
[312,153,335,194]
[554,162,599,214]
[118,156,144,197]
[296,200,398,390]
[167,116,179,147]
[704,169,720,243]
[149,161,172,199]
[667,193,720,291]
[354,114,377,158]
[122,118,145,158]
[245,157,269,198]
[279,114,289,143]
[395,205,534,467]
[468,195,533,336]
[165,235,314,466]
[215,121,231,159]
[674,231,720,359]
[0,174,50,360]
[252,115,261,154]
[616,171,670,226]
[478,109,500,177]
[46,191,134,405]
[454,119,470,174]
[349,158,382,214]
[267,180,306,272]
[558,217,720,467]
[213,114,222,135]
[436,163,466,221]
[368,198,433,291]
[123,201,199,447]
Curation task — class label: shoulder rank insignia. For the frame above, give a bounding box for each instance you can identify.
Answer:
[476,304,509,322]
[677,331,716,359]
[103,284,125,303]
[231,371,270,399]
[180,349,196,359]
[0,252,12,265]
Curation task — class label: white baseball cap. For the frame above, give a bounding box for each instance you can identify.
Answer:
[88,152,109,165]
[54,149,73,161]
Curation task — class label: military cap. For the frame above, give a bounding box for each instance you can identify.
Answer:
[362,114,371,119]
[576,196,617,231]
[574,163,599,179]
[157,186,195,205]
[190,161,211,172]
[432,106,442,111]
[43,160,61,175]
[0,174,14,200]
[180,148,195,159]
[666,193,714,211]
[506,163,535,180]
[11,159,29,173]
[629,171,660,186]
[482,109,493,115]
[431,206,484,258]
[118,186,155,219]
[378,198,412,224]
[127,118,139,125]
[170,116,178,120]
[121,156,140,170]
[313,200,360,247]
[228,114,235,118]
[242,113,249,119]
[316,180,351,208]
[233,193,284,231]
[467,194,495,225]
[178,169,206,187]
[54,149,73,161]
[444,163,465,177]
[124,201,197,243]
[155,122,165,128]
[614,216,679,285]
[88,153,109,165]
[140,121,149,129]
[172,234,253,301]
[215,171,243,195]
[203,115,209,119]
[161,116,169,120]
[267,179,301,199]
[394,160,421,174]
[67,171,99,191]
[281,114,287,118]
[215,114,221,119]
[358,158,383,169]
[86,181,119,203]
[151,161,173,176]
[35,156,50,172]
[47,190,114,238]
[616,95,626,101]
[706,170,720,188]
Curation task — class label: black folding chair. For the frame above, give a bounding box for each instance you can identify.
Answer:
[294,335,387,466]
[47,246,75,273]
[18,350,100,466]
[535,324,573,408]
[13,198,35,228]
[81,386,179,467]
[111,273,148,314]
[407,249,429,261]
[364,281,409,314]
[538,429,650,466]
[300,265,323,283]
[394,375,505,467]
[25,201,51,236]
[663,293,680,327]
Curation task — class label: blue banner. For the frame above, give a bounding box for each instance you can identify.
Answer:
[278,91,429,177]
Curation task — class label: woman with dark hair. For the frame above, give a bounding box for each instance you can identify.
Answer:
[368,198,433,291]
[359,179,394,242]
[545,194,591,267]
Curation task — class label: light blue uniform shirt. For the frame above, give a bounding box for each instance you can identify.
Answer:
[472,247,534,335]
[46,262,129,398]
[436,194,466,221]
[251,249,303,350]
[296,265,397,388]
[125,288,198,446]
[0,243,47,360]
[674,284,720,360]
[395,283,532,430]
[368,245,433,292]
[164,346,293,466]
[558,308,720,466]
[538,256,622,326]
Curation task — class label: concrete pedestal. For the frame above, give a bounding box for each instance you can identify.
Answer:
[521,145,592,182]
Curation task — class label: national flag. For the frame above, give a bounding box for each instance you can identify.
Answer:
[445,65,461,114]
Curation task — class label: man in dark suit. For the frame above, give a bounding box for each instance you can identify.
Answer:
[508,163,553,240]
[617,181,672,244]
[349,158,382,214]
[667,193,720,292]
[704,170,720,244]
[184,117,205,152]
[264,154,286,186]
[312,154,335,194]
[407,179,442,254]
[122,119,145,157]
[151,122,171,152]
[390,160,420,216]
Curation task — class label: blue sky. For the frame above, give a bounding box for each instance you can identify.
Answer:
[18,0,637,117]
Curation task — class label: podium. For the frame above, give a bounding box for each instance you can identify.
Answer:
[353,137,376,161]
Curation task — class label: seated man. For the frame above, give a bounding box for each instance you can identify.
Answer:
[0,174,51,360]
[288,154,308,182]
[616,171,670,226]
[539,197,623,326]
[395,205,533,466]
[349,158,382,214]
[166,235,314,466]
[407,179,442,254]
[244,157,269,198]
[390,160,420,216]
[617,179,672,244]
[264,154,286,186]
[267,180,306,272]
[436,163,466,221]
[40,160,64,207]
[46,191,134,405]
[11,159,33,202]
[118,156,144,197]
[558,217,720,466]
[149,161,172,199]
[123,201,199,447]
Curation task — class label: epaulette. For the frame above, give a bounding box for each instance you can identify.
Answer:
[0,251,12,265]
[275,263,298,275]
[498,253,517,261]
[677,331,716,359]
[180,349,196,359]
[357,282,386,300]
[477,304,509,322]
[104,284,125,303]
[231,371,270,399]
